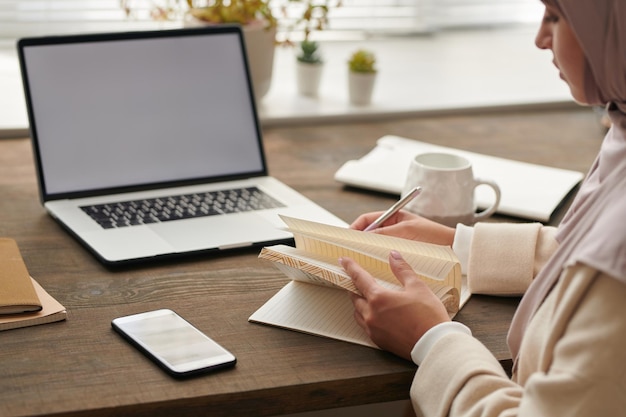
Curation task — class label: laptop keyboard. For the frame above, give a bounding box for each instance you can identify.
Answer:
[80,186,285,229]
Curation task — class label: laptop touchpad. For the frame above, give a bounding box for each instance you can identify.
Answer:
[148,212,290,251]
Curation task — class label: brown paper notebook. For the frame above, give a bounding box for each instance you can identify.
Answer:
[0,278,67,331]
[0,238,42,314]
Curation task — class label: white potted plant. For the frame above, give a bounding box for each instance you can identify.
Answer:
[281,0,340,98]
[121,0,278,100]
[347,49,377,106]
[122,0,340,100]
[296,40,323,97]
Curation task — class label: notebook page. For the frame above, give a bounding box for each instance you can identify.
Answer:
[259,245,403,293]
[294,233,463,292]
[248,281,378,348]
[260,244,460,317]
[282,215,452,256]
[292,235,398,285]
[280,216,461,289]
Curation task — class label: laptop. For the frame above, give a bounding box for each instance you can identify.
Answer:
[18,25,346,265]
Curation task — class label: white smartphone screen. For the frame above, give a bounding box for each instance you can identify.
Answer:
[112,309,236,377]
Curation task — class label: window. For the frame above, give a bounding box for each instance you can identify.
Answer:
[0,0,543,42]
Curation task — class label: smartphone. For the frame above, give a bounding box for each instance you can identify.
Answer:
[112,309,236,377]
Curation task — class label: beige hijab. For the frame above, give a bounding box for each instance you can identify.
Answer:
[508,0,626,369]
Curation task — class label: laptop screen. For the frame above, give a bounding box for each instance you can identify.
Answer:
[19,27,266,199]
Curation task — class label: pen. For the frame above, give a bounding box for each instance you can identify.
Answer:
[363,186,422,232]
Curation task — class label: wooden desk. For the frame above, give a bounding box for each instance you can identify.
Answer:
[0,108,602,417]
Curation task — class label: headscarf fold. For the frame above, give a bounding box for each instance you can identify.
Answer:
[507,0,626,370]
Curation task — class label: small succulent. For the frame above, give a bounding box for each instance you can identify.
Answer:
[348,49,377,73]
[297,40,323,64]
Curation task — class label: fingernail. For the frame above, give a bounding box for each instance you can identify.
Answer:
[390,250,402,260]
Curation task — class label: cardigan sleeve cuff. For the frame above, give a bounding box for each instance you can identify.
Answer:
[468,222,541,295]
[410,321,472,366]
[452,223,474,275]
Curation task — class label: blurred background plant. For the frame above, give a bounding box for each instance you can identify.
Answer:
[348,49,377,73]
[119,0,341,44]
[297,40,322,64]
[281,0,341,44]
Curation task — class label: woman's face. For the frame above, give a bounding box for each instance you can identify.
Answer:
[535,4,587,104]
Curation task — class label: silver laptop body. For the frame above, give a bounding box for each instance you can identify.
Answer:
[18,25,345,265]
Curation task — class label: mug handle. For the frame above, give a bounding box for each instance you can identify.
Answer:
[473,178,501,222]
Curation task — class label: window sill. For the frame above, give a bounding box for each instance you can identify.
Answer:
[259,27,574,127]
[0,27,573,138]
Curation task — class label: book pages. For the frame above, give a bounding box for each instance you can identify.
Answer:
[280,215,462,297]
[251,216,467,347]
[249,281,378,348]
[259,245,403,294]
[259,244,460,319]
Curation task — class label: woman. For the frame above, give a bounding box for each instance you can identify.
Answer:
[341,1,626,415]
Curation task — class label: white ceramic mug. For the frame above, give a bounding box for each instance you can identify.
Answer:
[401,152,501,227]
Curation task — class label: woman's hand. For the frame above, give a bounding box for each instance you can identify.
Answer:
[350,210,456,247]
[341,250,451,360]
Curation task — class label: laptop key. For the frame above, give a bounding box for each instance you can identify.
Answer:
[80,186,284,229]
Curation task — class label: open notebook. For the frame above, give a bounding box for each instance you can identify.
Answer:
[249,216,469,348]
[334,135,585,222]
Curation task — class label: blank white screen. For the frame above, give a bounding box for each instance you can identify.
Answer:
[23,31,264,195]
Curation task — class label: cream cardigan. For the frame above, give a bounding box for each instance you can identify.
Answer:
[410,223,626,417]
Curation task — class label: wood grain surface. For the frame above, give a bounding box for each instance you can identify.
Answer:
[0,108,603,416]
